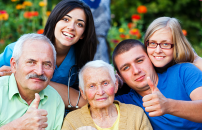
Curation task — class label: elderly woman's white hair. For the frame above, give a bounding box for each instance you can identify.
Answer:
[12,33,57,66]
[79,60,116,92]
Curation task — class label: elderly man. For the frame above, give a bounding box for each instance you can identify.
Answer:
[0,33,64,129]
[113,39,202,129]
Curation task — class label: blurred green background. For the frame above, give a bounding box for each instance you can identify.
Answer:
[0,0,202,57]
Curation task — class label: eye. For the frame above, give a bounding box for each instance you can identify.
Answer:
[90,85,95,88]
[137,59,143,63]
[149,42,156,46]
[162,43,169,46]
[150,42,156,45]
[62,18,69,22]
[103,81,108,86]
[123,66,129,71]
[27,60,35,65]
[43,62,52,69]
[77,23,84,27]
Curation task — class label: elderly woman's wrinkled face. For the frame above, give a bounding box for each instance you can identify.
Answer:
[81,67,118,109]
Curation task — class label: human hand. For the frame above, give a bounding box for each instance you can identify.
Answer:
[0,66,12,76]
[142,77,169,117]
[20,93,48,130]
[76,126,97,130]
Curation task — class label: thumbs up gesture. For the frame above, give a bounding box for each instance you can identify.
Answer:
[20,93,48,129]
[142,77,169,117]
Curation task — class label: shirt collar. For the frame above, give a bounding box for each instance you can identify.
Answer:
[8,73,48,105]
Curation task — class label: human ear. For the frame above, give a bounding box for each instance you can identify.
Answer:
[10,57,17,73]
[114,79,119,94]
[79,88,87,100]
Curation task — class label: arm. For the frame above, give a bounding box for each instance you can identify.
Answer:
[0,43,15,76]
[166,87,202,123]
[0,66,12,76]
[49,81,87,109]
[0,43,15,67]
[143,77,202,123]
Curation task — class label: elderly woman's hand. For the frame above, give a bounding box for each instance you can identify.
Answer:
[76,126,97,130]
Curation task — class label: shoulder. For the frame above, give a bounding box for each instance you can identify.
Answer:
[45,85,63,102]
[63,104,90,126]
[167,63,199,73]
[115,100,144,113]
[0,76,10,88]
[65,104,88,119]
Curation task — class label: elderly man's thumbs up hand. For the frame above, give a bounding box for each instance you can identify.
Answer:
[142,77,169,117]
[20,93,48,129]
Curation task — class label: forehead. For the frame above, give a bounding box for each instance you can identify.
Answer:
[115,46,149,67]
[150,27,172,41]
[83,67,111,83]
[66,8,86,21]
[20,40,54,62]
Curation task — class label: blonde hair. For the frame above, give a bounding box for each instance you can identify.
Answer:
[144,17,194,63]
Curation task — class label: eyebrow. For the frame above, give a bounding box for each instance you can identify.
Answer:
[27,59,36,62]
[44,61,52,64]
[27,59,52,64]
[65,14,85,23]
[119,55,145,70]
[150,39,170,42]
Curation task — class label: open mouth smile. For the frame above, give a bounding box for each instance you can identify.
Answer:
[62,32,75,38]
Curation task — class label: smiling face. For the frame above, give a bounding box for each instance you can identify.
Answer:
[147,27,174,67]
[115,46,158,96]
[54,8,86,49]
[11,40,55,95]
[81,67,118,109]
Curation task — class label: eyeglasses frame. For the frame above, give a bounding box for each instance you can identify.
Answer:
[145,40,174,49]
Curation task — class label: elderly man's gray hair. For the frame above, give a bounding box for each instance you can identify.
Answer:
[12,33,56,66]
[79,60,116,92]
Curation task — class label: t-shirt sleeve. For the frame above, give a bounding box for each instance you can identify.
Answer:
[180,63,202,96]
[0,43,15,67]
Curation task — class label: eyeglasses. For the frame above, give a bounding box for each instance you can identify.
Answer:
[146,40,174,49]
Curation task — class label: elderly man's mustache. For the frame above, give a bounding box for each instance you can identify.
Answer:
[26,73,48,81]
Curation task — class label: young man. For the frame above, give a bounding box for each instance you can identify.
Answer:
[0,33,64,129]
[113,39,202,129]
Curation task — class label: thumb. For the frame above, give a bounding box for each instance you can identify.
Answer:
[147,77,158,93]
[32,93,40,109]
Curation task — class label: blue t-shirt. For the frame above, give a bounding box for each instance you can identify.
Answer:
[0,42,77,87]
[115,63,202,130]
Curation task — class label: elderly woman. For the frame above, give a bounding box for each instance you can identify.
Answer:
[61,60,152,130]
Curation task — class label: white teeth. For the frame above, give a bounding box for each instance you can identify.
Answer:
[63,32,74,38]
[155,56,164,59]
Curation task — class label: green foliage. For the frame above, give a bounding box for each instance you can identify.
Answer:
[0,0,61,53]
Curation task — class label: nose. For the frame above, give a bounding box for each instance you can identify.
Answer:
[97,85,104,95]
[67,21,75,30]
[35,63,44,75]
[155,45,162,53]
[132,64,141,75]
